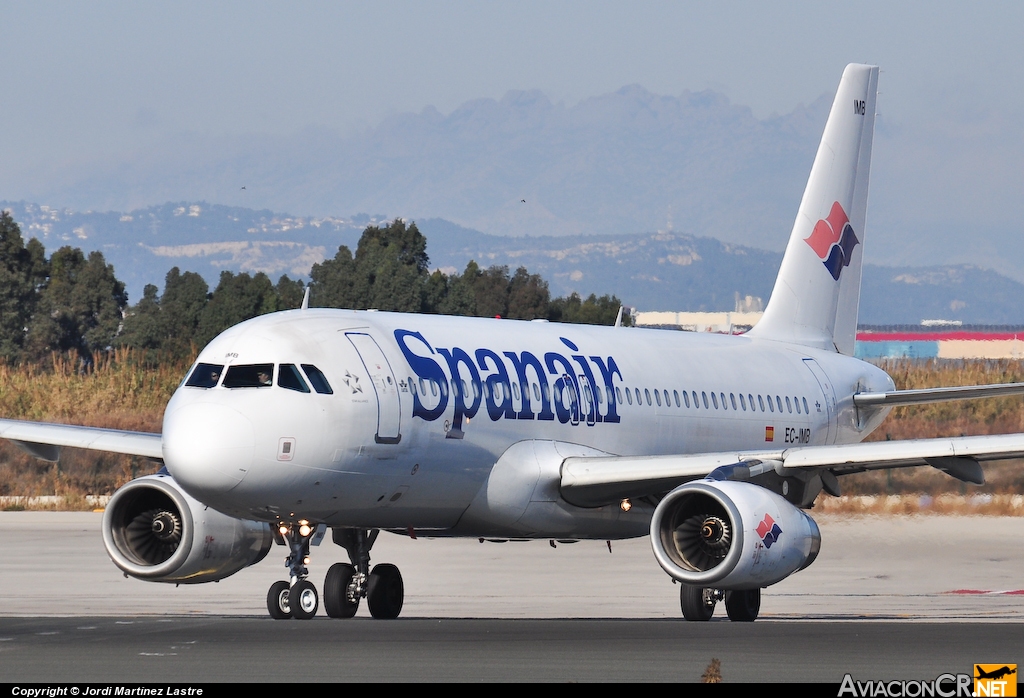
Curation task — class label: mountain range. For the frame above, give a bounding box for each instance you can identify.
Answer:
[4,200,1024,325]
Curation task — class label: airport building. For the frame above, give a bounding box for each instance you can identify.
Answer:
[633,311,1024,360]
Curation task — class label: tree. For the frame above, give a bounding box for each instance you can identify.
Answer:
[506,267,550,320]
[118,267,210,358]
[548,292,630,326]
[24,247,127,363]
[0,211,48,363]
[310,219,429,312]
[196,271,278,347]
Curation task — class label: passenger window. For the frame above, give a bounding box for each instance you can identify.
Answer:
[616,387,623,404]
[692,391,698,409]
[224,364,274,388]
[186,363,224,388]
[301,364,334,394]
[711,392,719,409]
[654,390,661,407]
[278,364,310,393]
[767,395,774,412]
[702,392,709,409]
[803,397,809,413]
[739,393,747,411]
[730,393,737,410]
[776,395,783,412]
[409,377,417,395]
[644,389,652,406]
[758,395,765,411]
[748,394,755,411]
[794,396,800,414]
[786,396,792,413]
[512,382,520,401]
[626,388,633,405]
[635,388,642,404]
[673,390,680,407]
[683,391,690,408]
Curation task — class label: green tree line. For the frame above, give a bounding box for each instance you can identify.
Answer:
[0,213,630,366]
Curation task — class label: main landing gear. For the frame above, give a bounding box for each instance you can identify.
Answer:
[266,524,405,620]
[679,585,761,622]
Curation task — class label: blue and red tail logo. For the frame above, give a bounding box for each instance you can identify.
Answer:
[756,513,782,548]
[804,201,859,281]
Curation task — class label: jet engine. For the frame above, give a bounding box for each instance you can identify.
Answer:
[650,479,821,589]
[102,471,274,584]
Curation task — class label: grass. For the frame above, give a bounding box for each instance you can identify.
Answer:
[0,349,189,502]
[0,355,1023,512]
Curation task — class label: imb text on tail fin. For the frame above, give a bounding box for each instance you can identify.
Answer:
[748,63,878,355]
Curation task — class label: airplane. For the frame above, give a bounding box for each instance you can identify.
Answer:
[3,63,1024,622]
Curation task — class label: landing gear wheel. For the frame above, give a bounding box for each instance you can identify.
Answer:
[367,563,404,619]
[268,580,291,619]
[291,579,319,620]
[725,588,760,622]
[680,585,716,621]
[324,563,359,618]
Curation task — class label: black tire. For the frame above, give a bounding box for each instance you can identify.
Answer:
[290,579,319,620]
[267,580,291,619]
[725,588,760,622]
[324,563,359,618]
[680,585,716,621]
[366,563,404,620]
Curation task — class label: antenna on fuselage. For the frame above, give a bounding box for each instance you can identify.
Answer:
[300,286,310,310]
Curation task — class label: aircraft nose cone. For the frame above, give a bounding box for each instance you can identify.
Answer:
[163,402,255,495]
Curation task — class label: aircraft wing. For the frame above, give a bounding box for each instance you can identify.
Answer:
[559,432,1024,507]
[0,418,163,462]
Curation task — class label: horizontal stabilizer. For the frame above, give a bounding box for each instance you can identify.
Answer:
[854,382,1024,407]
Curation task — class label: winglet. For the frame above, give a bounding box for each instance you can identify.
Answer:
[300,286,310,310]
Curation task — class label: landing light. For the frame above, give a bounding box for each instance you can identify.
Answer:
[278,525,289,536]
[298,524,312,537]
[620,498,632,512]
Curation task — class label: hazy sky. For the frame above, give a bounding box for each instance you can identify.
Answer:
[4,2,1022,163]
[4,1,1024,275]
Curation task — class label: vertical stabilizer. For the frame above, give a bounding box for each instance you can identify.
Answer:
[748,64,878,354]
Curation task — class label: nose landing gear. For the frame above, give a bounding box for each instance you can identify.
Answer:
[266,520,321,620]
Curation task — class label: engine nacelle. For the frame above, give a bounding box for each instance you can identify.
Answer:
[650,480,821,589]
[102,472,274,584]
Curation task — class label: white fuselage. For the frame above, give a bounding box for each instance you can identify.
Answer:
[161,309,894,537]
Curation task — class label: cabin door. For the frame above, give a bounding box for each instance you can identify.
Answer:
[346,332,402,444]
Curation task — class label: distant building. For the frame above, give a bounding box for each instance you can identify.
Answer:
[854,325,1024,360]
[634,308,1024,360]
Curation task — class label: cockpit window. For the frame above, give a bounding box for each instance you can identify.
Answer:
[185,363,224,388]
[301,364,333,394]
[278,364,310,393]
[223,364,275,388]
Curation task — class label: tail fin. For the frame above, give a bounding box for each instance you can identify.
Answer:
[748,64,878,354]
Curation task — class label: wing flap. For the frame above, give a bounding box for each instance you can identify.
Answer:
[0,418,163,461]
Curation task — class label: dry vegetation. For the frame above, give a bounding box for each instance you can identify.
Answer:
[1,356,1023,512]
[0,349,188,506]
